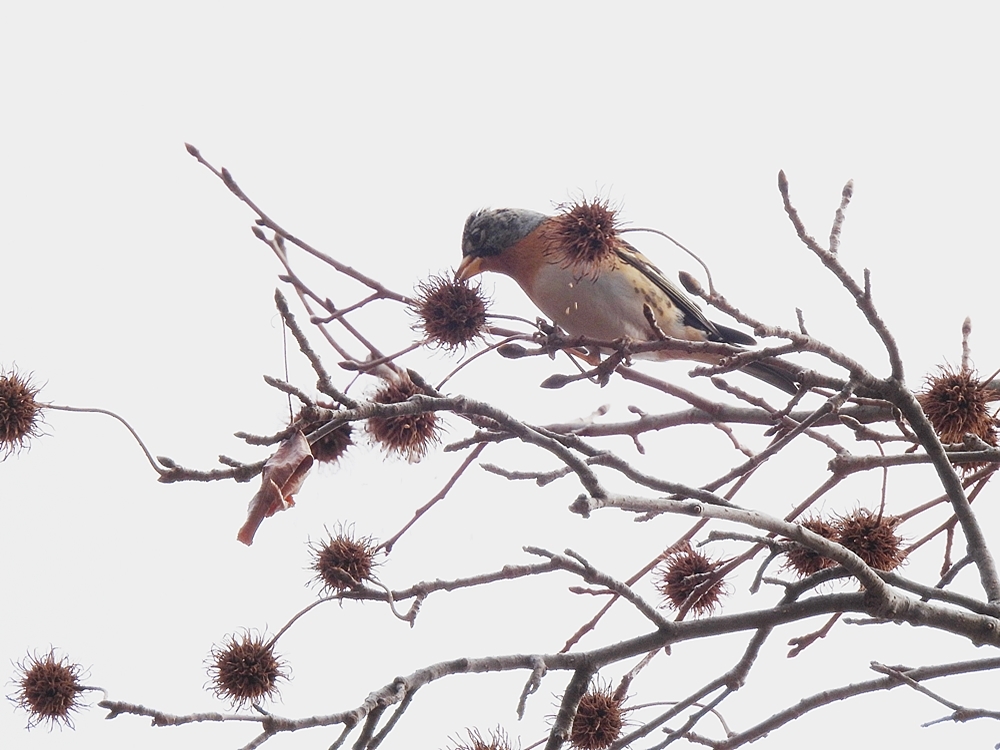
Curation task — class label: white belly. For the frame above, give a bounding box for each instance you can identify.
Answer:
[522,262,689,343]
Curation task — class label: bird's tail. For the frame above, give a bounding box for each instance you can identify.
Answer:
[739,358,802,395]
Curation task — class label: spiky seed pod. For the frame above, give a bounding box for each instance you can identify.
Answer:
[834,508,905,572]
[366,377,440,462]
[655,541,729,616]
[447,726,516,750]
[0,368,44,459]
[10,649,86,729]
[207,631,287,709]
[412,274,490,351]
[569,684,624,750]
[543,198,623,278]
[783,516,839,577]
[293,405,353,464]
[309,526,378,593]
[917,365,999,446]
[310,422,352,464]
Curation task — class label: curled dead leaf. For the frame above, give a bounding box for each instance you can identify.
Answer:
[237,430,314,546]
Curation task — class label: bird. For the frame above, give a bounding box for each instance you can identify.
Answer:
[455,206,799,394]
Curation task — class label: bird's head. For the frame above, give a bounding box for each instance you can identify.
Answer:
[456,208,548,280]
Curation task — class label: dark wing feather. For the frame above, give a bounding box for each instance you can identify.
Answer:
[713,323,756,347]
[613,241,755,346]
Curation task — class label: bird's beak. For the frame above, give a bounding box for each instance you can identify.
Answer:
[455,255,484,281]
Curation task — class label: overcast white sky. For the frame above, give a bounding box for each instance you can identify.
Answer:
[4,4,1000,749]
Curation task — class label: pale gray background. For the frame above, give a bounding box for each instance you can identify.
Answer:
[4,3,1000,748]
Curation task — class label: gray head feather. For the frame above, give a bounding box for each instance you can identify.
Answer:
[462,208,548,258]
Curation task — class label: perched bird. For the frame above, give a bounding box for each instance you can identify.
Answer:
[456,205,798,393]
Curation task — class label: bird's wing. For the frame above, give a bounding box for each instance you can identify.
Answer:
[613,241,755,346]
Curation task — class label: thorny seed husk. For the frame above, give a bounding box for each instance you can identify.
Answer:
[834,508,905,572]
[293,405,353,464]
[10,649,86,729]
[0,368,44,459]
[918,365,999,472]
[655,541,729,616]
[783,516,839,577]
[366,378,440,462]
[446,726,516,750]
[412,274,490,351]
[542,198,623,279]
[309,526,378,593]
[569,683,624,750]
[207,631,288,709]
